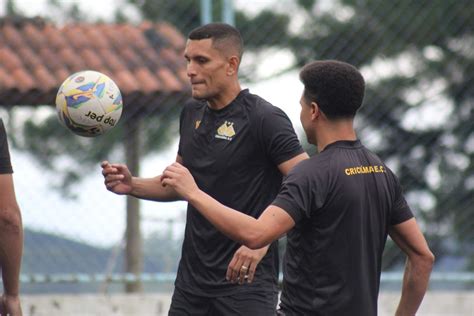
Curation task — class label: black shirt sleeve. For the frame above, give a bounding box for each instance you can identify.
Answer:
[272,161,318,223]
[389,171,414,225]
[0,119,13,174]
[258,105,304,166]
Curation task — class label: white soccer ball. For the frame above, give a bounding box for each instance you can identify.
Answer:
[55,70,123,137]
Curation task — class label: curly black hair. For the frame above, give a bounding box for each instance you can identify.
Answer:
[299,60,365,119]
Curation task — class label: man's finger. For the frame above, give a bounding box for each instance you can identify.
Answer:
[161,178,175,187]
[227,256,243,283]
[106,181,121,189]
[162,169,181,180]
[226,256,238,281]
[246,262,256,283]
[238,262,251,285]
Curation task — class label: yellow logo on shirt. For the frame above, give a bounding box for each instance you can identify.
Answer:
[215,121,235,141]
[195,120,201,129]
[345,165,385,176]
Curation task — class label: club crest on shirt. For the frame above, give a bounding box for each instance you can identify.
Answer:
[195,120,201,129]
[215,121,235,141]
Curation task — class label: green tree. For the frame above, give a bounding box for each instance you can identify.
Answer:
[125,0,292,49]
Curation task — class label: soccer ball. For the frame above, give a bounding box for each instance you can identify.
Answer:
[55,70,123,137]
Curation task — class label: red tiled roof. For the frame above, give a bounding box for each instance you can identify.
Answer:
[0,16,190,107]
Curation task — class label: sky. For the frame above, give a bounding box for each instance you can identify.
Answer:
[1,0,306,247]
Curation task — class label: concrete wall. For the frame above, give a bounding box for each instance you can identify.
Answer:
[19,291,474,316]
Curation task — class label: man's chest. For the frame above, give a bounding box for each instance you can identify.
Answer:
[180,110,262,172]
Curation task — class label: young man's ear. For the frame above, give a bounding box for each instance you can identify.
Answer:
[311,102,320,121]
[227,56,240,76]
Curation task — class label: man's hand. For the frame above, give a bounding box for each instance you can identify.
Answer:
[0,294,22,316]
[226,245,269,284]
[101,161,133,195]
[161,162,199,200]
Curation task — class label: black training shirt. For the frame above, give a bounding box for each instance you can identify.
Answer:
[272,140,413,315]
[177,89,304,296]
[0,119,13,174]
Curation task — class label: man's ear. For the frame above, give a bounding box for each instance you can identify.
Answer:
[311,102,320,121]
[227,56,240,76]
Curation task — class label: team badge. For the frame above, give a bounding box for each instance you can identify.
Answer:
[215,121,235,141]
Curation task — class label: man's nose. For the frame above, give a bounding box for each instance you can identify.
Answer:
[187,62,197,77]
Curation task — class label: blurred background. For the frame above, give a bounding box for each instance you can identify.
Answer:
[0,0,473,313]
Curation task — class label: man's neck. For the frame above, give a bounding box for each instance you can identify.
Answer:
[207,81,242,110]
[316,121,357,152]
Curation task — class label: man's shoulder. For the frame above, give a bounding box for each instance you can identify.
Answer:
[294,154,331,175]
[239,90,282,115]
[180,99,206,123]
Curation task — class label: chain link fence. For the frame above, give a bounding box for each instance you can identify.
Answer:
[1,0,473,293]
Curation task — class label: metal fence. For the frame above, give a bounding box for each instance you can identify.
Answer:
[1,0,473,293]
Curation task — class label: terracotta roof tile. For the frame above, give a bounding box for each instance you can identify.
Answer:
[122,24,149,51]
[83,24,109,49]
[134,67,162,93]
[38,47,66,72]
[120,47,141,69]
[0,47,23,71]
[58,47,87,72]
[17,47,41,70]
[98,48,126,72]
[43,24,67,50]
[80,47,105,71]
[160,47,183,68]
[0,17,189,107]
[155,22,186,49]
[62,24,90,49]
[12,68,35,92]
[158,68,183,92]
[141,47,161,69]
[33,66,57,91]
[53,68,71,84]
[0,65,16,89]
[102,24,128,49]
[22,23,46,51]
[114,70,140,94]
[2,24,26,49]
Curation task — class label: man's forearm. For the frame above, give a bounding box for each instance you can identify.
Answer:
[0,207,23,296]
[188,190,266,248]
[395,255,434,316]
[130,176,182,202]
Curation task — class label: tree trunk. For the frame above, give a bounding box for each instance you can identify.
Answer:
[124,117,143,293]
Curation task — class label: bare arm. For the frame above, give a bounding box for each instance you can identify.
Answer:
[102,155,183,202]
[389,218,435,316]
[162,162,295,249]
[0,173,23,316]
[277,152,309,176]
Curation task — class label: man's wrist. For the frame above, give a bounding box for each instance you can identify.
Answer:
[129,176,138,196]
[187,188,203,205]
